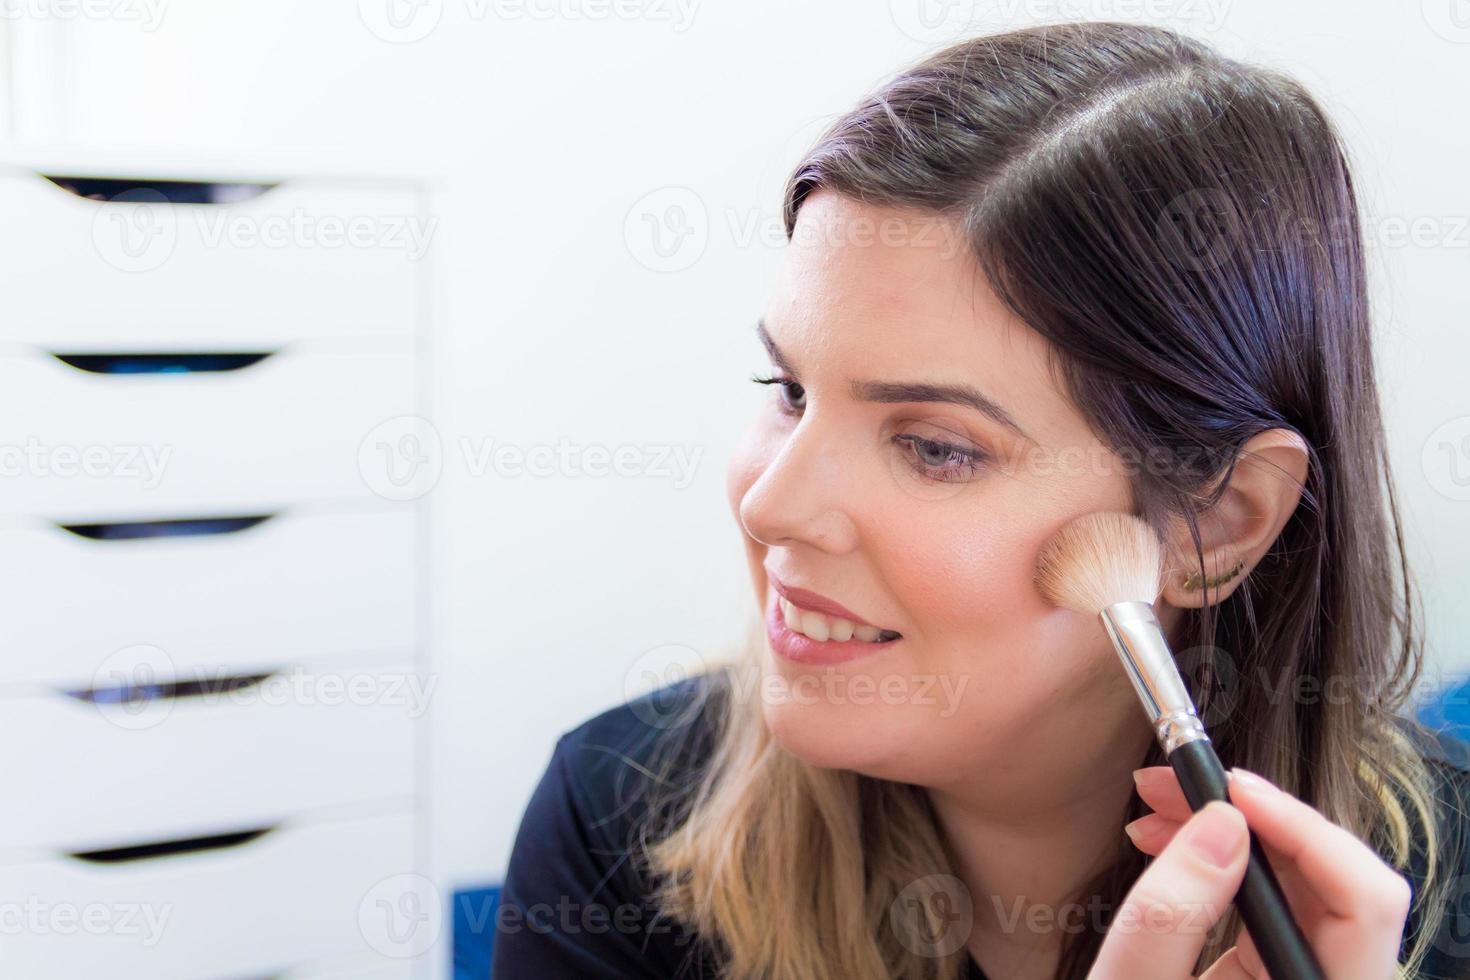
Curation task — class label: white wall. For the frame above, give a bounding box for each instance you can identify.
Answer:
[4,0,1467,893]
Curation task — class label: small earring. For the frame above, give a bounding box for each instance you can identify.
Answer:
[1182,559,1244,591]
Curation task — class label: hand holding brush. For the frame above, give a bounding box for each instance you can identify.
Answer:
[1036,511,1411,980]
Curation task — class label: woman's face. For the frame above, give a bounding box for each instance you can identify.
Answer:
[726,190,1156,804]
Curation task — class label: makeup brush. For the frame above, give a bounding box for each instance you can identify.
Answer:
[1035,511,1325,980]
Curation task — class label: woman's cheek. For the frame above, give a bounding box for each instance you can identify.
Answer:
[883,513,1040,637]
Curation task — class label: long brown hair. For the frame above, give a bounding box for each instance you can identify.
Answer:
[646,22,1453,978]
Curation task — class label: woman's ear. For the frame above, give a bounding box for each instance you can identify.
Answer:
[1159,428,1310,609]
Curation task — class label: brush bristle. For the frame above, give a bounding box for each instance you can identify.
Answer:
[1034,511,1164,614]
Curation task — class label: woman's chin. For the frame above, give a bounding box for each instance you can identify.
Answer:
[760,692,926,778]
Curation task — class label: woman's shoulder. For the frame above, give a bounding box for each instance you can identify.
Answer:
[552,666,732,823]
[491,669,732,978]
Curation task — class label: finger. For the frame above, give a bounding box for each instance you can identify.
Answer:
[1226,769,1412,926]
[1133,766,1194,821]
[1091,802,1250,980]
[1199,944,1265,980]
[1128,811,1328,975]
[1133,766,1330,938]
[1123,813,1181,855]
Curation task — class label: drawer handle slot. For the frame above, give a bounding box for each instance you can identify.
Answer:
[59,514,274,541]
[54,352,273,375]
[63,670,277,706]
[69,827,275,864]
[41,175,276,204]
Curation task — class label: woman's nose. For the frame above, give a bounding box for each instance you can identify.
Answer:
[737,414,860,554]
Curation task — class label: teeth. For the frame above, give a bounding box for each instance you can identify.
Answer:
[778,596,896,644]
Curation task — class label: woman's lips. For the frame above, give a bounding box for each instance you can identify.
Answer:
[766,573,899,632]
[765,590,902,666]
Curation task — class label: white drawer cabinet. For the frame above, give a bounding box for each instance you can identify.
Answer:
[0,171,423,350]
[0,509,417,688]
[0,811,428,979]
[0,164,439,978]
[0,657,420,854]
[0,341,417,517]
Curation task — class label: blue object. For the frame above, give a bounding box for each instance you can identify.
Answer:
[453,885,500,980]
[1418,674,1470,742]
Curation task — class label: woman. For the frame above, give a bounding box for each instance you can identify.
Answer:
[491,21,1470,980]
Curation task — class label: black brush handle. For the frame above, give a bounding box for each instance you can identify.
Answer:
[1168,739,1326,980]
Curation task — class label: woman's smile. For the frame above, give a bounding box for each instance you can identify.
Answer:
[764,590,903,665]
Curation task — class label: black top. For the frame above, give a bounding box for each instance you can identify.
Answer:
[491,670,1470,979]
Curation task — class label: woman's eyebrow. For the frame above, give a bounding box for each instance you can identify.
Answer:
[756,319,1033,442]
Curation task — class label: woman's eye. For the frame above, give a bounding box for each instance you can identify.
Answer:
[750,374,806,415]
[896,434,989,483]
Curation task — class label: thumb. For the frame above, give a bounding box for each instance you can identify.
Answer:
[1090,801,1249,980]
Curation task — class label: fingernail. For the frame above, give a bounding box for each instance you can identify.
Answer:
[1182,802,1245,869]
[1123,817,1148,841]
[1229,767,1275,793]
[1132,767,1170,787]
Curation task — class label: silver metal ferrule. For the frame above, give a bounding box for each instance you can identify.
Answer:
[1099,601,1210,755]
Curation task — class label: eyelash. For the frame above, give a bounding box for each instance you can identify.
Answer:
[749,373,990,483]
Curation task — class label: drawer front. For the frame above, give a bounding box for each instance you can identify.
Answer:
[0,811,432,979]
[0,508,416,687]
[0,343,417,517]
[0,658,421,853]
[0,172,423,349]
